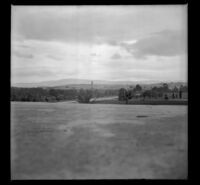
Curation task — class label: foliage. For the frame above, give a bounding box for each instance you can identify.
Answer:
[118,88,132,103]
[134,84,142,92]
[94,89,118,98]
[77,89,93,103]
[11,87,78,102]
[11,87,119,102]
[118,88,127,101]
[118,83,188,101]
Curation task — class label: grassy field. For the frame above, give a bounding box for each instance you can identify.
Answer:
[11,102,187,179]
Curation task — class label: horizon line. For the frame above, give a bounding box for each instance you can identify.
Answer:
[12,78,187,85]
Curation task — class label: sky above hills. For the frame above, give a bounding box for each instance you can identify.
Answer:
[11,5,187,84]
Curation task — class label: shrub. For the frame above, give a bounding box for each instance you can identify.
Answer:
[118,88,127,101]
[77,89,93,103]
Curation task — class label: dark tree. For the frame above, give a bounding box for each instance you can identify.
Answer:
[173,86,179,92]
[162,83,169,91]
[118,88,127,101]
[142,90,151,99]
[164,94,169,100]
[10,87,78,102]
[179,90,182,99]
[125,90,131,104]
[77,89,92,103]
[134,84,142,92]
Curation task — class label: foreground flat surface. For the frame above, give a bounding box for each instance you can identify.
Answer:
[11,102,187,179]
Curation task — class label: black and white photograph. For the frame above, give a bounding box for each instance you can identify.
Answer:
[11,5,188,179]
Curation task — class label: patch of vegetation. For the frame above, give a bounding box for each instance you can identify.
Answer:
[11,87,78,102]
[77,89,93,103]
[118,83,188,104]
[11,87,119,102]
[136,115,149,118]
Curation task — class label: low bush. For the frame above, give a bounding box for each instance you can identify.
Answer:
[77,89,93,103]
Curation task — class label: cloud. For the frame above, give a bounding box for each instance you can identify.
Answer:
[11,6,187,83]
[111,53,122,59]
[122,40,137,45]
[106,40,119,46]
[91,53,97,56]
[13,50,34,59]
[46,54,63,61]
[12,6,186,45]
[11,67,56,82]
[122,30,186,58]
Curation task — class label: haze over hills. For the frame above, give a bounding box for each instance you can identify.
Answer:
[12,78,187,89]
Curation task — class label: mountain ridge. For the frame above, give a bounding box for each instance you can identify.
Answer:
[12,78,187,88]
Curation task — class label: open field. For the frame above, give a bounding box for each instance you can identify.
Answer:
[11,102,187,179]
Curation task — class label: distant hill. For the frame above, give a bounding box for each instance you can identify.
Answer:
[12,78,187,89]
[12,79,94,88]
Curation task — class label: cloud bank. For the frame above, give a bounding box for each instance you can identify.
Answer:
[121,30,186,58]
[11,5,187,83]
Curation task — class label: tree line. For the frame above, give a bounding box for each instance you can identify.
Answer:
[118,84,188,103]
[11,87,119,102]
[11,84,187,103]
[11,87,78,102]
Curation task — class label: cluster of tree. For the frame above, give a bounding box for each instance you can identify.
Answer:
[144,84,187,99]
[118,88,132,103]
[11,87,78,102]
[118,84,143,103]
[11,87,119,102]
[77,89,93,103]
[93,89,118,98]
[133,84,142,92]
[142,84,169,99]
[118,83,188,103]
[142,90,163,99]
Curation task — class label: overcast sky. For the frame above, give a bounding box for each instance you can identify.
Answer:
[11,5,187,84]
